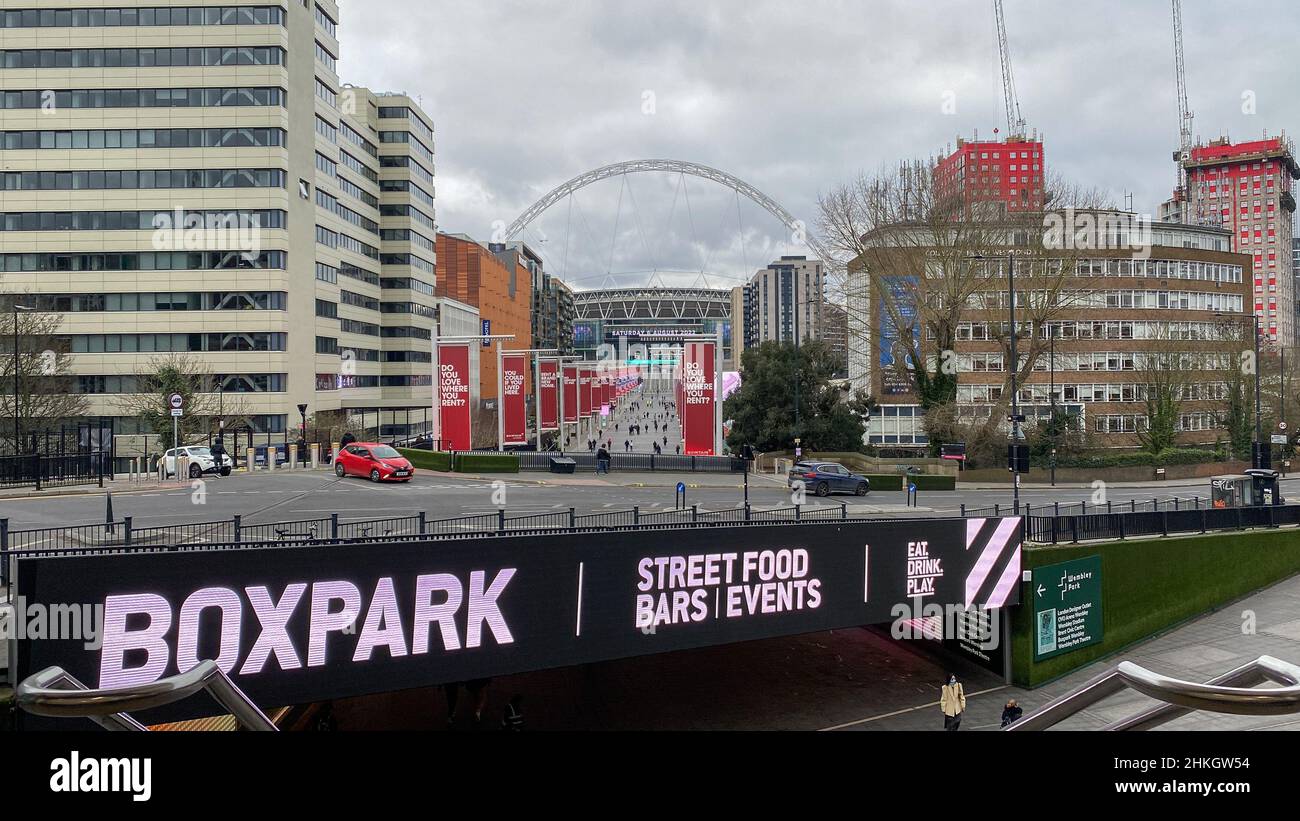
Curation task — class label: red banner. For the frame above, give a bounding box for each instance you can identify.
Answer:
[581,367,596,417]
[562,364,579,423]
[502,354,528,446]
[681,341,716,456]
[438,344,472,451]
[539,360,559,431]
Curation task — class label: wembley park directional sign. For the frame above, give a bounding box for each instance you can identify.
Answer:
[1032,555,1103,661]
[12,516,1022,727]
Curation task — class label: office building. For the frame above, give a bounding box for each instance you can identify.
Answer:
[0,1,439,443]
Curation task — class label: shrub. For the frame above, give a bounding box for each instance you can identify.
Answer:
[398,449,452,472]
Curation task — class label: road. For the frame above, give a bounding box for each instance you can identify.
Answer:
[4,468,1296,531]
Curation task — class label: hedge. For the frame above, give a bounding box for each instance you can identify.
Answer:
[910,474,956,491]
[1057,448,1223,469]
[453,452,520,473]
[398,449,452,472]
[1011,528,1300,688]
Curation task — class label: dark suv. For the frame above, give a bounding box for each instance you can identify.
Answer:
[788,461,870,497]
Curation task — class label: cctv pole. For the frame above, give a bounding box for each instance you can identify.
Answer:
[1008,253,1021,515]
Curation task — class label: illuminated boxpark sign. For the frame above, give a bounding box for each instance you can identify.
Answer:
[13,517,1020,727]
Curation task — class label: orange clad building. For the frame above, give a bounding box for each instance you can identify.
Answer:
[435,233,533,403]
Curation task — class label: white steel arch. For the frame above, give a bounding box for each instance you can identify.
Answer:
[505,159,838,267]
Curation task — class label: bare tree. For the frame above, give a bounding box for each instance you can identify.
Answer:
[819,159,1112,449]
[0,308,90,454]
[115,354,248,451]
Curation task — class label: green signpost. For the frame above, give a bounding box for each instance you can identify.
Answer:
[1032,555,1103,661]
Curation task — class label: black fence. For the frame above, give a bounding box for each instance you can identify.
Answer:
[1023,504,1300,544]
[460,450,746,473]
[0,502,853,587]
[961,495,1214,520]
[0,451,110,490]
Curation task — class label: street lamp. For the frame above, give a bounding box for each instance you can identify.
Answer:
[11,303,34,455]
[1218,312,1262,468]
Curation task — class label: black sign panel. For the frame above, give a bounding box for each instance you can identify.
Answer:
[13,518,1021,726]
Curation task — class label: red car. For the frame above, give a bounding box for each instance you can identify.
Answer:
[334,443,415,482]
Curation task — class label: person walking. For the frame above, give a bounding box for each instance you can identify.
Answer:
[501,695,525,731]
[1000,699,1023,728]
[596,444,611,474]
[940,674,966,731]
[340,430,356,448]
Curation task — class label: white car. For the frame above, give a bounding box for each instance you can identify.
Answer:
[162,446,230,478]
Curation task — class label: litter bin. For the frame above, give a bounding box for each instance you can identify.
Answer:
[550,456,577,475]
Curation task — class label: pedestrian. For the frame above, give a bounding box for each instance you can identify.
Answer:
[625,440,631,452]
[596,444,611,474]
[663,435,668,447]
[442,682,461,728]
[210,435,227,473]
[675,444,680,455]
[940,673,966,731]
[465,678,491,726]
[340,430,357,447]
[501,695,525,731]
[1000,698,1023,728]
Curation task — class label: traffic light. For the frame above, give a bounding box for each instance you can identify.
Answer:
[1008,444,1030,475]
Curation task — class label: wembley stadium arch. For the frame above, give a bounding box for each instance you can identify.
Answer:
[505,159,837,268]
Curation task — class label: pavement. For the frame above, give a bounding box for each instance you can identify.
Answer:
[843,569,1300,732]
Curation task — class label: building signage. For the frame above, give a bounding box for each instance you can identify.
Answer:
[681,341,716,456]
[562,364,580,424]
[437,344,472,451]
[14,517,1021,727]
[539,360,559,431]
[501,354,528,446]
[1032,555,1103,661]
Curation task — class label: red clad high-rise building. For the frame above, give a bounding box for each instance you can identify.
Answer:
[1177,135,1299,344]
[934,133,1046,213]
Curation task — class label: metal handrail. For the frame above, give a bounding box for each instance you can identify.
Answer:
[16,660,277,731]
[1007,655,1300,731]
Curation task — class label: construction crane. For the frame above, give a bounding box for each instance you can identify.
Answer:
[1171,0,1194,189]
[994,0,1026,139]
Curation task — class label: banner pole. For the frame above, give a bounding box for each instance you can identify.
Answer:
[496,342,504,453]
[715,326,723,456]
[534,354,542,452]
[431,322,441,451]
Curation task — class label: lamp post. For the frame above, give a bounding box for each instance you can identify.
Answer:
[1219,312,1263,468]
[12,303,33,455]
[1006,253,1022,515]
[1049,324,1057,487]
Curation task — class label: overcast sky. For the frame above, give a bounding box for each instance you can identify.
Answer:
[340,0,1299,290]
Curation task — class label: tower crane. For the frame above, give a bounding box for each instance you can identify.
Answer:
[994,0,1026,139]
[1171,0,1194,197]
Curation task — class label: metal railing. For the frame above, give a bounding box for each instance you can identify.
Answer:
[0,450,110,490]
[1023,503,1300,544]
[428,449,746,473]
[16,660,276,731]
[1007,655,1300,731]
[1,503,855,583]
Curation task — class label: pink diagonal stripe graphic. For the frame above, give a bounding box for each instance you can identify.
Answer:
[966,518,986,549]
[965,517,1021,605]
[985,546,1022,609]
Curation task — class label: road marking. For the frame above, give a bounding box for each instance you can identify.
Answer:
[818,685,1009,731]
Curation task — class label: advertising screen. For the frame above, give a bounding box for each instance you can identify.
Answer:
[13,517,1021,727]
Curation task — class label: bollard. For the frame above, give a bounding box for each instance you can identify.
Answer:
[247,447,256,472]
[289,444,298,470]
[331,442,341,467]
[311,443,321,470]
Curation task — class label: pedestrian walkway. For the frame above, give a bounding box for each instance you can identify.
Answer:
[843,570,1300,731]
